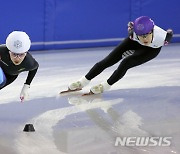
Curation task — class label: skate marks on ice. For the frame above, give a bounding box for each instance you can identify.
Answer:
[14,96,123,154]
[14,89,178,154]
[64,95,177,154]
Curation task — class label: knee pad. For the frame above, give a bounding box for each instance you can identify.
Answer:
[0,67,6,88]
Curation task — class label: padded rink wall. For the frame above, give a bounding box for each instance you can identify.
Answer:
[0,0,180,51]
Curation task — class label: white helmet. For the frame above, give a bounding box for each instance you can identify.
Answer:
[6,31,31,54]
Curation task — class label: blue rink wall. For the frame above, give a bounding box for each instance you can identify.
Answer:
[0,0,179,51]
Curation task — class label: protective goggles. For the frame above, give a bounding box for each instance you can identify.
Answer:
[137,30,153,38]
[9,51,27,59]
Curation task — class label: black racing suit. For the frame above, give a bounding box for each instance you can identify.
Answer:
[85,37,161,85]
[85,23,173,86]
[0,45,39,89]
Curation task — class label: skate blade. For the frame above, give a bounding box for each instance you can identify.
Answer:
[82,91,94,96]
[60,88,82,94]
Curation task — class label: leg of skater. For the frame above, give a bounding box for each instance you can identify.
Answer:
[61,38,138,94]
[0,73,18,90]
[89,47,161,94]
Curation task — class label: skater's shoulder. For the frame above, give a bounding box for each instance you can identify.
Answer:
[153,25,167,35]
[24,52,39,68]
[0,44,8,51]
[25,52,37,61]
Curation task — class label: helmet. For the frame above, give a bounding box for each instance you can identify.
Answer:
[6,31,31,54]
[133,16,154,35]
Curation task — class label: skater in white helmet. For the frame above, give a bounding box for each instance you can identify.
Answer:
[0,31,39,101]
[61,16,173,95]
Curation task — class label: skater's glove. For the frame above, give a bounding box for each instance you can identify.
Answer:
[127,21,134,39]
[164,29,173,45]
[128,21,134,30]
[20,84,30,102]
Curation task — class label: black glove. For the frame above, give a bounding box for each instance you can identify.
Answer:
[127,22,134,39]
[164,29,173,45]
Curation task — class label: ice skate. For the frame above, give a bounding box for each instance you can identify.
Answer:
[82,81,111,96]
[60,87,82,94]
[60,76,90,94]
[82,90,95,96]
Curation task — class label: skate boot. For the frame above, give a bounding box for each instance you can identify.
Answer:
[60,76,90,94]
[83,81,111,95]
[91,81,111,94]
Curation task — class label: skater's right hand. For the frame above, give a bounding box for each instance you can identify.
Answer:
[128,22,134,31]
[127,21,134,39]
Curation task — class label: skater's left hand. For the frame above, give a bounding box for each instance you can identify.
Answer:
[164,29,173,45]
[20,84,30,102]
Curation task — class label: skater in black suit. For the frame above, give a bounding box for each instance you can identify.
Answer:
[0,31,39,101]
[61,16,173,95]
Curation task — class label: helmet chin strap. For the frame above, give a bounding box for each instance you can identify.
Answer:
[151,29,154,43]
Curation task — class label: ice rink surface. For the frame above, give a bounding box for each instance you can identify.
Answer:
[0,44,180,154]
